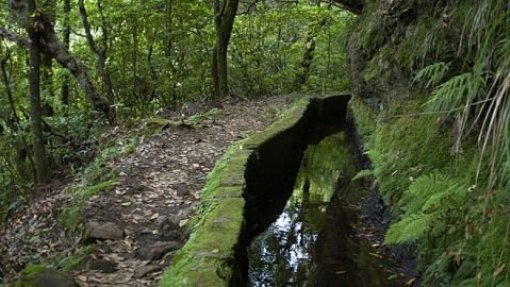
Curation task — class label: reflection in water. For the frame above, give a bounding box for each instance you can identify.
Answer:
[248,132,392,287]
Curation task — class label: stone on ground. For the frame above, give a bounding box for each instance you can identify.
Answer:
[84,221,125,240]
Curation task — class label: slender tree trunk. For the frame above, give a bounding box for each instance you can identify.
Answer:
[212,0,239,101]
[131,19,139,107]
[97,0,114,104]
[41,56,54,100]
[41,0,56,103]
[164,0,173,57]
[296,17,327,88]
[27,16,50,183]
[79,0,114,105]
[61,0,71,106]
[213,37,229,100]
[296,36,316,87]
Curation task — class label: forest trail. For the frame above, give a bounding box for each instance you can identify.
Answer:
[0,96,292,287]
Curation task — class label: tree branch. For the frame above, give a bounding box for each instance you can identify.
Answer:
[78,0,101,56]
[0,27,30,49]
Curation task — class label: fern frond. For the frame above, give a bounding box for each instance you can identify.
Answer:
[400,173,468,215]
[413,62,450,88]
[384,213,436,244]
[426,71,485,114]
[353,169,374,181]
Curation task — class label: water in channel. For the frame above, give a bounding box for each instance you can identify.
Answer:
[248,131,393,287]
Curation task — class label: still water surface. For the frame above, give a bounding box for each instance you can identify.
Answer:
[248,132,393,286]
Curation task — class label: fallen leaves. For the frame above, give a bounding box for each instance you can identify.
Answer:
[0,96,292,286]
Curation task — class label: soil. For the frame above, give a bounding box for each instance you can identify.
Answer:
[0,95,293,287]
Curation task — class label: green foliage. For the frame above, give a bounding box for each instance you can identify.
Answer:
[413,62,450,88]
[352,169,373,181]
[353,89,510,285]
[385,173,469,244]
[426,69,485,114]
[230,3,352,96]
[385,213,436,244]
[364,99,453,204]
[58,134,138,231]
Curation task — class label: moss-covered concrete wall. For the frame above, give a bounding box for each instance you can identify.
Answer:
[160,95,350,287]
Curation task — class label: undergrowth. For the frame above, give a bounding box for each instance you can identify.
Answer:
[351,93,510,286]
[59,135,138,231]
[349,0,510,285]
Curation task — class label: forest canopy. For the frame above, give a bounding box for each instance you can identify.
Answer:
[0,1,352,218]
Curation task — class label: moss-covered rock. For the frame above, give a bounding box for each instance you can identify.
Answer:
[14,265,78,287]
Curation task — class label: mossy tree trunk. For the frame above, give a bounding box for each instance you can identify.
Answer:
[212,0,239,101]
[27,1,50,183]
[60,0,71,106]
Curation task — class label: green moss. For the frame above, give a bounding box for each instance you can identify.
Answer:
[160,198,245,287]
[19,264,47,277]
[361,45,394,83]
[13,265,77,287]
[80,178,117,199]
[348,96,377,146]
[59,205,82,232]
[242,97,309,150]
[356,1,385,53]
[58,246,94,271]
[59,178,118,231]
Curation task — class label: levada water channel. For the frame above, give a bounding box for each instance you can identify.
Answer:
[246,103,395,286]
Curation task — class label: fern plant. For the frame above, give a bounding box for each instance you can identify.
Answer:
[413,62,450,88]
[385,173,469,245]
[425,68,485,115]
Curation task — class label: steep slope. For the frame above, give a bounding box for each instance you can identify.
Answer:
[347,0,510,285]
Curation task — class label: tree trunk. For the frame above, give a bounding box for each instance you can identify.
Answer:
[213,38,229,100]
[211,0,239,101]
[41,0,56,103]
[79,0,115,105]
[28,16,50,183]
[41,55,54,101]
[2,4,114,121]
[61,0,71,106]
[37,18,114,121]
[296,36,316,87]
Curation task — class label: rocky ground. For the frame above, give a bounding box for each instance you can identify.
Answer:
[0,95,293,287]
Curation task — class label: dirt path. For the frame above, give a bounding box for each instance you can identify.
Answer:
[0,96,293,286]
